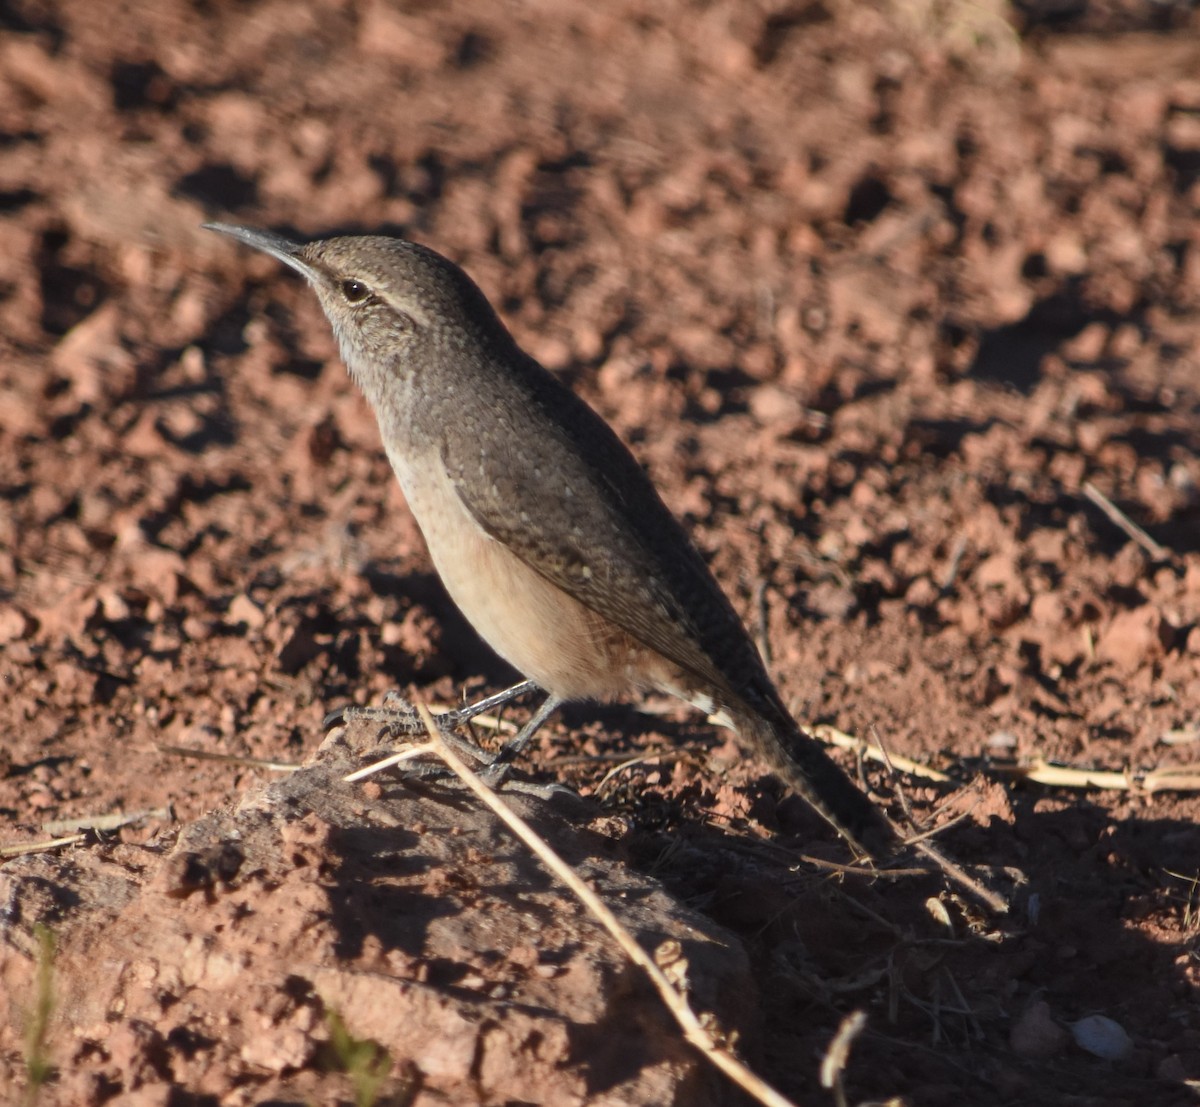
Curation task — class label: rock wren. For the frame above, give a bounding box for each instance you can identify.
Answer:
[204,223,892,854]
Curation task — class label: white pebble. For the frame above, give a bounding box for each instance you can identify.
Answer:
[1071,1015,1133,1061]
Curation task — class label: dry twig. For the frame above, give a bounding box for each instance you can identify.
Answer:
[939,535,969,592]
[0,834,87,859]
[1082,480,1170,560]
[390,702,804,1107]
[995,757,1200,794]
[156,744,300,772]
[805,724,1006,912]
[902,827,1010,915]
[820,1009,867,1107]
[808,724,952,783]
[41,807,172,836]
[343,744,439,782]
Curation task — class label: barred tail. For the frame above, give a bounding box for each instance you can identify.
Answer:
[729,702,894,857]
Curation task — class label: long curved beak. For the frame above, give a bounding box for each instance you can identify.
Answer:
[203,223,318,281]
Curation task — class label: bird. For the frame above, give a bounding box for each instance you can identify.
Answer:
[204,222,893,856]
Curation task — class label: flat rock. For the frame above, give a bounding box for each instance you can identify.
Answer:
[0,724,756,1106]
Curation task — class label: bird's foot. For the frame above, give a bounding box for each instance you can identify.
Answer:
[326,680,545,780]
[323,697,425,737]
[325,697,495,769]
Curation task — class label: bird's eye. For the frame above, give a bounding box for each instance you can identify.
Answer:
[340,279,371,304]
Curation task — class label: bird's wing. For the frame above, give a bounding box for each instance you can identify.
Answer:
[438,362,769,704]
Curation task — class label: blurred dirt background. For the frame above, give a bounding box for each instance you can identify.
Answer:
[2,0,1200,1104]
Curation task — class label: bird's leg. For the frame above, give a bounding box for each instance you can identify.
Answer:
[480,693,565,784]
[443,679,541,727]
[324,678,539,762]
[327,680,571,790]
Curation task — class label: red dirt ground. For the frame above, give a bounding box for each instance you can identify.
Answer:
[2,1,1200,1104]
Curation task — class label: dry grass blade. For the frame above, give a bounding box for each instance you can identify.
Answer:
[806,724,1005,912]
[156,744,301,772]
[1082,480,1170,560]
[903,830,1010,915]
[869,723,918,829]
[41,807,172,835]
[343,744,437,782]
[939,534,969,592]
[808,725,952,783]
[1,834,87,858]
[819,1009,866,1107]
[595,754,663,795]
[997,758,1200,794]
[1163,869,1200,931]
[1145,767,1200,793]
[941,967,984,1040]
[408,703,803,1107]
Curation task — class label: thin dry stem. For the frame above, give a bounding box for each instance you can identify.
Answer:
[409,703,803,1107]
[902,831,1009,914]
[869,723,918,827]
[819,1009,866,1105]
[41,807,173,836]
[811,721,1007,912]
[809,724,952,783]
[939,534,969,592]
[996,757,1200,794]
[156,744,301,772]
[0,834,87,859]
[1082,480,1170,560]
[343,744,438,782]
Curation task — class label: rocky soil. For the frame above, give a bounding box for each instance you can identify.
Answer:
[2,1,1200,1104]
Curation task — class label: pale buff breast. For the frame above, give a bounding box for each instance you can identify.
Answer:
[394,460,653,701]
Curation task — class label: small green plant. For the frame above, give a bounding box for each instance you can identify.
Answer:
[890,0,1022,71]
[1164,868,1200,933]
[22,924,56,1107]
[324,1008,393,1107]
